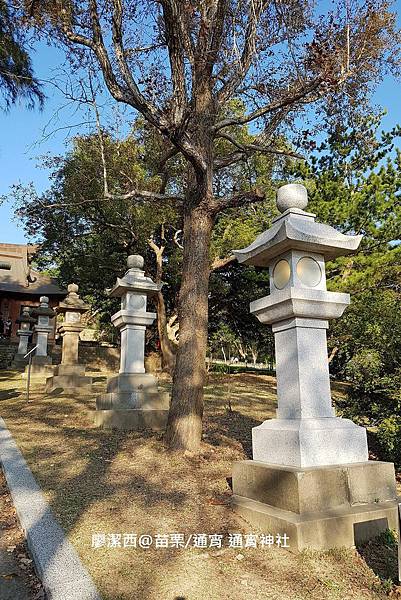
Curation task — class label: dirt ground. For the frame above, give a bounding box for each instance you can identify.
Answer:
[0,470,45,599]
[0,369,399,600]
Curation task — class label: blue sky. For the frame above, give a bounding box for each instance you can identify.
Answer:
[1,8,401,244]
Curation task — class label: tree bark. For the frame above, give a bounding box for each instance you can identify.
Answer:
[148,235,177,374]
[156,290,177,374]
[165,204,214,451]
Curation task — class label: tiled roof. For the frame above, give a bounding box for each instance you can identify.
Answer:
[0,243,66,296]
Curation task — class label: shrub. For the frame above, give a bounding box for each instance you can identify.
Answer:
[376,416,401,468]
[343,351,401,423]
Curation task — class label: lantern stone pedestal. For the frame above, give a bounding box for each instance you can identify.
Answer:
[231,460,399,551]
[95,255,169,430]
[22,297,55,379]
[12,307,35,368]
[45,284,92,393]
[231,184,399,552]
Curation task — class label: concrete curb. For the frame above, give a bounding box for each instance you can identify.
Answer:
[0,417,102,600]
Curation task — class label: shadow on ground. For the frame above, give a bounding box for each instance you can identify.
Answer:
[357,530,399,584]
[0,368,398,600]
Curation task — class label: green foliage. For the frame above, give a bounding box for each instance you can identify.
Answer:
[12,108,282,350]
[209,262,274,366]
[345,349,383,395]
[291,113,401,296]
[0,0,43,109]
[288,114,401,461]
[11,129,182,333]
[376,416,401,467]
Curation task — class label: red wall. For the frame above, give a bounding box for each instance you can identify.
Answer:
[0,295,59,340]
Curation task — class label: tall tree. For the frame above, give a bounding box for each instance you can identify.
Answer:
[0,0,43,108]
[290,113,401,297]
[22,0,401,450]
[12,112,277,371]
[287,114,401,425]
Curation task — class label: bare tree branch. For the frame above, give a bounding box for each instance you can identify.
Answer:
[110,0,169,124]
[211,254,235,270]
[160,0,188,124]
[213,77,323,131]
[41,187,183,208]
[208,0,230,76]
[211,187,265,213]
[217,0,266,104]
[214,132,304,170]
[104,189,184,204]
[59,0,207,175]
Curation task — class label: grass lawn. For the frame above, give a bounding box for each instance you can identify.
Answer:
[0,369,399,600]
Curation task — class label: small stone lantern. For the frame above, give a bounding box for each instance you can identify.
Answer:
[95,255,169,430]
[22,296,56,379]
[12,307,36,366]
[31,296,55,359]
[23,296,56,377]
[45,283,92,392]
[230,183,399,551]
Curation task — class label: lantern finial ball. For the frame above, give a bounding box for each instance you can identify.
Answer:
[127,255,144,270]
[68,283,79,294]
[276,183,308,213]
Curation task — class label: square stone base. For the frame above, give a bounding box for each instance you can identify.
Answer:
[32,355,52,365]
[11,355,28,369]
[231,460,399,552]
[45,364,92,392]
[22,359,53,379]
[94,409,168,431]
[252,417,368,467]
[106,373,158,393]
[96,390,170,411]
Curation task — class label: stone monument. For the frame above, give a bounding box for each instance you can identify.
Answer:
[45,283,92,392]
[231,183,399,551]
[95,255,169,430]
[23,296,55,378]
[12,306,36,367]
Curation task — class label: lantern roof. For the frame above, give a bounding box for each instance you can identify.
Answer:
[31,296,56,317]
[57,283,89,314]
[16,306,36,324]
[107,255,161,298]
[233,184,362,267]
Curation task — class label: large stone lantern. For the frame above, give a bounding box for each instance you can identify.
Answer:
[230,183,398,551]
[12,307,36,367]
[45,283,92,392]
[95,255,169,430]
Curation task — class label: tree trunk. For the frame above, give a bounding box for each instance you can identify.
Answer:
[156,290,177,374]
[221,346,227,364]
[165,205,214,451]
[148,236,177,375]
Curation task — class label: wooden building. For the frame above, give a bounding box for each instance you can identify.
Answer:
[0,243,66,340]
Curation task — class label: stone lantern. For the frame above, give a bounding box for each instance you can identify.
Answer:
[12,307,36,367]
[230,183,398,551]
[45,283,92,392]
[95,255,169,430]
[23,296,56,377]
